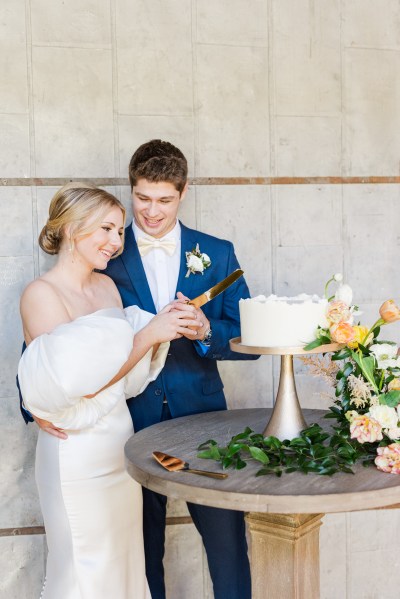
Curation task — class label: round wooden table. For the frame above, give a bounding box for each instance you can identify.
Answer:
[125,408,400,599]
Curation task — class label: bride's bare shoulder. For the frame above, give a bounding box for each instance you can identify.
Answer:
[20,278,70,339]
[95,272,123,307]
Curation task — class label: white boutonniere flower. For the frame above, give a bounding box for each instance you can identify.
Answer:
[185,243,211,277]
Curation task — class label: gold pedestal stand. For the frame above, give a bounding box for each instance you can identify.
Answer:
[230,338,341,440]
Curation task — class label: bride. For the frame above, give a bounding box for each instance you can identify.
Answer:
[18,184,201,598]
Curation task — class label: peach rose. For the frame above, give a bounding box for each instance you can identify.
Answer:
[326,300,352,324]
[375,443,400,474]
[379,300,400,323]
[330,322,356,345]
[350,414,383,444]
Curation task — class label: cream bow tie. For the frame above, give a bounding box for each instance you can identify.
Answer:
[137,236,177,257]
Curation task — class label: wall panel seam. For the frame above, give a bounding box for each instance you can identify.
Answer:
[0,517,193,537]
[1,177,400,187]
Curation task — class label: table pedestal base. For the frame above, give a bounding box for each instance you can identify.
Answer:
[246,512,323,599]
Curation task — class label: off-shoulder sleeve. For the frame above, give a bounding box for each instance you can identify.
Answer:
[123,306,169,398]
[18,315,133,429]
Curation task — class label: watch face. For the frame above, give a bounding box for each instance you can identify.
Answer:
[203,326,212,346]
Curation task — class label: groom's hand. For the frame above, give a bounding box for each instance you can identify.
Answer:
[33,415,68,440]
[175,292,210,341]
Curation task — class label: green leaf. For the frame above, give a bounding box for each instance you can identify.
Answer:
[357,343,369,355]
[335,376,346,396]
[248,446,270,464]
[263,436,282,449]
[232,427,253,442]
[317,467,337,476]
[372,326,381,339]
[352,353,379,393]
[332,348,351,360]
[256,467,282,477]
[197,439,217,450]
[222,457,233,469]
[197,446,221,460]
[343,362,354,377]
[249,433,265,444]
[303,338,326,351]
[236,457,247,470]
[289,437,308,448]
[379,390,400,407]
[225,443,245,458]
[341,466,355,474]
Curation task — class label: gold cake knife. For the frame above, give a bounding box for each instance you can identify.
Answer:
[188,269,244,309]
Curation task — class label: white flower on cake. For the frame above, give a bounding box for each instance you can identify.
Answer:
[185,244,211,277]
[370,343,400,370]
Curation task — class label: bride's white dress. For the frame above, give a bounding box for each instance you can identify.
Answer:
[18,307,169,599]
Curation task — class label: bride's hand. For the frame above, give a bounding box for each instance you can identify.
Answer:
[33,414,68,440]
[149,303,202,342]
[173,291,210,341]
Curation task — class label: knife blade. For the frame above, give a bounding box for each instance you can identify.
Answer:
[187,269,244,309]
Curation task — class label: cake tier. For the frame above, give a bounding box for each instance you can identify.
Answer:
[239,294,328,347]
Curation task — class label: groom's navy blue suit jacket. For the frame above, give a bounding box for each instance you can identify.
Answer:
[104,222,258,432]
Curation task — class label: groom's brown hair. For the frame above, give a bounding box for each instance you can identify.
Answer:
[128,139,188,194]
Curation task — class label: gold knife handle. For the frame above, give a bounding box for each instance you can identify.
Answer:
[187,294,208,309]
[185,468,228,479]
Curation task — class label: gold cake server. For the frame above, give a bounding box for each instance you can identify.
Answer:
[153,451,228,479]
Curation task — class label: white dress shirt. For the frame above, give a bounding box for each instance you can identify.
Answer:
[132,220,181,313]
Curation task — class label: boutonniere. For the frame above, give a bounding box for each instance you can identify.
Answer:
[185,243,211,277]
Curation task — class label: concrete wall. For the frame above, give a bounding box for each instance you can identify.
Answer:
[1,1,400,597]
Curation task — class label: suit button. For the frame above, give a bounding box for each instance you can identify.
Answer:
[155,388,162,396]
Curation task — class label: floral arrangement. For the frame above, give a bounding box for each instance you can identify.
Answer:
[198,275,400,476]
[185,243,211,278]
[303,274,400,474]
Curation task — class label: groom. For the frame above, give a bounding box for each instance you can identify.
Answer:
[104,139,257,599]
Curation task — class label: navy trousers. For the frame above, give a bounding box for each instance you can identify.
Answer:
[142,404,251,599]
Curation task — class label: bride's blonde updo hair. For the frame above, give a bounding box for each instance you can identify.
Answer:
[39,183,126,256]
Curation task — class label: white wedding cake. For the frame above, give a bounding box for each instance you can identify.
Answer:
[239,294,328,347]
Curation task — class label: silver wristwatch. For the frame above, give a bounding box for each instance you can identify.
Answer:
[202,325,213,346]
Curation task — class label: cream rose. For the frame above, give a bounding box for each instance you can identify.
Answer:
[186,254,204,273]
[369,405,399,431]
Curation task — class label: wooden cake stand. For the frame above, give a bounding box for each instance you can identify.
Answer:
[229,338,341,440]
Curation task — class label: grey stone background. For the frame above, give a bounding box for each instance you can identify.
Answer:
[1,1,400,597]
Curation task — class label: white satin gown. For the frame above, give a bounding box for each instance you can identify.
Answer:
[18,307,169,599]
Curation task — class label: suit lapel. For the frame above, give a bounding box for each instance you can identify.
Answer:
[121,226,156,313]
